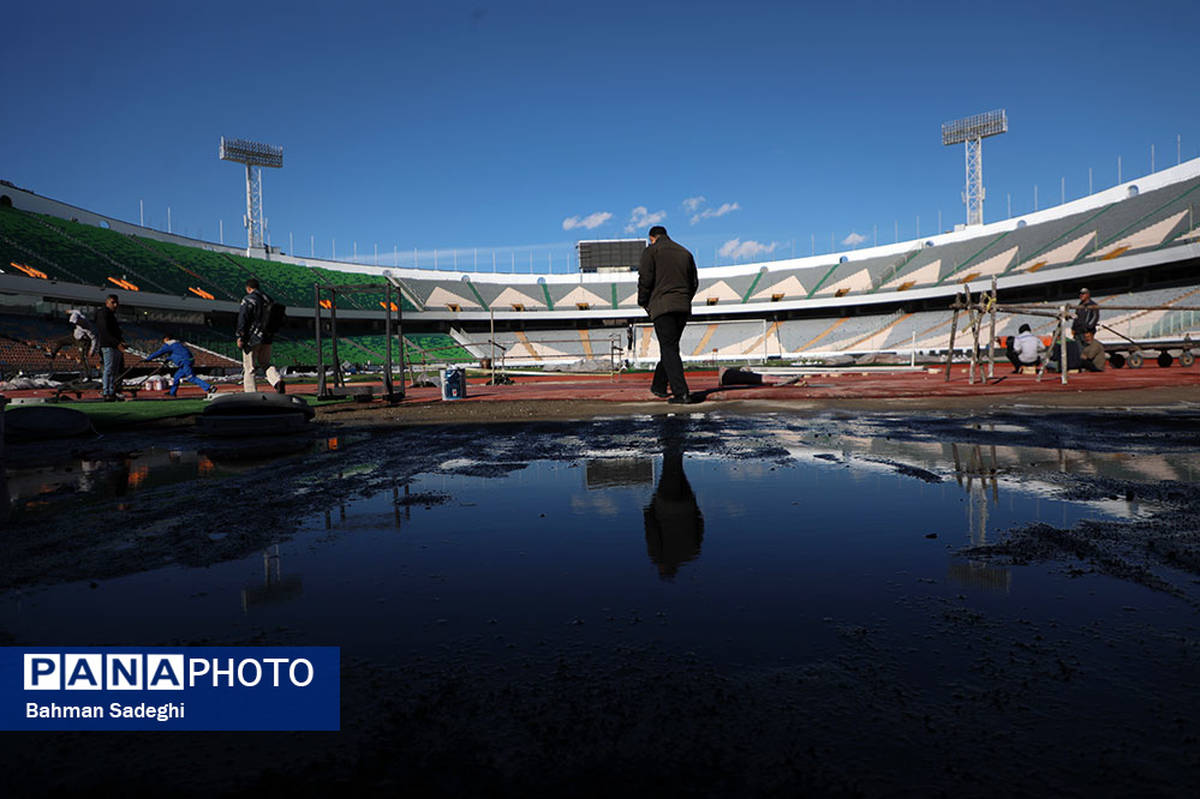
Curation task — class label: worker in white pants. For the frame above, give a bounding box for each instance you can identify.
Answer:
[242,342,282,393]
[236,278,286,394]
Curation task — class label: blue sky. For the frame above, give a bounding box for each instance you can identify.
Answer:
[4,0,1198,271]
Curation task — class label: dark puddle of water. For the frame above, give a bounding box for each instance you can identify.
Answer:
[5,420,1199,796]
[1,434,364,523]
[2,434,1185,675]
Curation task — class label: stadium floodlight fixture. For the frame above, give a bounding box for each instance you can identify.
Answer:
[219,137,284,168]
[942,109,1007,226]
[219,136,284,256]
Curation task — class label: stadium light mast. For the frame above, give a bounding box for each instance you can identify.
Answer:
[219,136,284,256]
[942,109,1007,227]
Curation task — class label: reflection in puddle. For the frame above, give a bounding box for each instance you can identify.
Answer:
[3,449,218,521]
[0,425,1153,658]
[643,434,703,581]
[1,435,365,523]
[240,545,303,613]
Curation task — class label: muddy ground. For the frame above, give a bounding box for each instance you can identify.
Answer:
[311,384,1200,426]
[1,400,1199,797]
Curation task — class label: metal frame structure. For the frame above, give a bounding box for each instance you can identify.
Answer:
[945,282,1200,386]
[314,281,405,402]
[219,136,284,257]
[942,110,1007,227]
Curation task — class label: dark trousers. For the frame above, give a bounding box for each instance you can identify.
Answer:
[101,347,122,396]
[169,362,212,395]
[1004,337,1031,370]
[651,312,690,396]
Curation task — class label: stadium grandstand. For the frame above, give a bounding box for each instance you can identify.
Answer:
[2,156,1199,377]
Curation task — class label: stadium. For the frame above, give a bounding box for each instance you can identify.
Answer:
[5,4,1200,794]
[5,138,1200,792]
[3,152,1200,381]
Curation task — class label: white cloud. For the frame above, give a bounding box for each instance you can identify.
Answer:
[718,238,778,261]
[682,195,706,213]
[562,211,613,231]
[625,206,667,233]
[690,201,741,225]
[842,231,867,247]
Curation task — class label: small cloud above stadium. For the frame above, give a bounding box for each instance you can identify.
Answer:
[682,196,706,212]
[718,238,778,261]
[841,231,867,247]
[562,211,613,231]
[690,201,740,225]
[625,206,667,233]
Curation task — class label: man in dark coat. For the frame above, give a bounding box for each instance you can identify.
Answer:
[1072,287,1100,338]
[637,225,700,403]
[236,278,284,393]
[94,294,126,401]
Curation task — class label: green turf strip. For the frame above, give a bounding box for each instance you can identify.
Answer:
[4,394,345,430]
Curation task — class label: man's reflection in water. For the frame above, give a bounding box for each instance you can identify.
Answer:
[643,421,704,580]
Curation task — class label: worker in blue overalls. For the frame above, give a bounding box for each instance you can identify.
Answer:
[145,336,215,397]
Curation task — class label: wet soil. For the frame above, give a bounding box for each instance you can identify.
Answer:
[311,384,1200,426]
[2,407,1199,797]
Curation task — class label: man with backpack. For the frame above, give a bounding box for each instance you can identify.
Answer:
[236,278,285,393]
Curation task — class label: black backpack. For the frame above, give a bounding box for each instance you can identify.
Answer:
[263,299,286,336]
[244,291,286,349]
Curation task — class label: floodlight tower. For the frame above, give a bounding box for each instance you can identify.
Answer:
[941,109,1007,227]
[219,136,284,256]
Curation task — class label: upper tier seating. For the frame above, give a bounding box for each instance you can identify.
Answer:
[4,169,1199,327]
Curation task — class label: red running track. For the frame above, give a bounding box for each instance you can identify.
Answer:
[5,366,1198,404]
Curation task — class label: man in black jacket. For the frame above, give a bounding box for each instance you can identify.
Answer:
[236,278,284,393]
[638,225,701,404]
[95,294,126,401]
[1072,287,1099,338]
